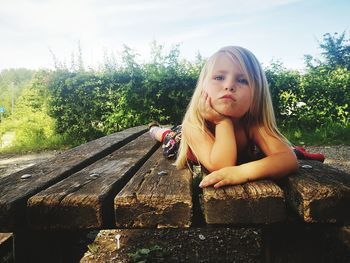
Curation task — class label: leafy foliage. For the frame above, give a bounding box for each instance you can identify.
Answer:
[0,70,68,153]
[264,31,350,133]
[305,31,350,70]
[265,61,302,124]
[128,245,169,263]
[0,68,34,117]
[47,44,201,140]
[319,32,350,70]
[1,34,350,151]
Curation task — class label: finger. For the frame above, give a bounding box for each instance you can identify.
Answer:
[214,179,230,188]
[205,94,212,109]
[208,97,220,113]
[208,97,220,114]
[199,172,223,188]
[199,94,211,117]
[208,96,214,108]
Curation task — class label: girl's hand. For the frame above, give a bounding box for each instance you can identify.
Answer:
[199,92,228,124]
[199,166,249,188]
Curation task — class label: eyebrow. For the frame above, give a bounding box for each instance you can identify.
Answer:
[213,70,246,77]
[214,70,229,74]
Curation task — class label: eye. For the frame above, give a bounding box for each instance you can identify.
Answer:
[214,75,224,81]
[237,78,249,85]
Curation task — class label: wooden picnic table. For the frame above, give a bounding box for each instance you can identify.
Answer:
[1,125,350,262]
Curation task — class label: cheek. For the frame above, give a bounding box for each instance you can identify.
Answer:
[240,90,253,105]
[205,85,219,98]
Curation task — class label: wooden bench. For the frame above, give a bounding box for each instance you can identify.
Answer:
[1,126,350,262]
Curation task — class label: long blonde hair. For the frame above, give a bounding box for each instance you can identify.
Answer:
[175,46,290,169]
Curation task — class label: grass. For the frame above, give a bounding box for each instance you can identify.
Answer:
[0,132,71,154]
[128,245,169,263]
[1,115,349,155]
[0,113,72,154]
[281,123,350,146]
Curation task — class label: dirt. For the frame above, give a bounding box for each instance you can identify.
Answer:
[306,145,350,174]
[78,228,263,263]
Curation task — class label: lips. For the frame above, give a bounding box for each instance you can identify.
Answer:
[220,94,236,101]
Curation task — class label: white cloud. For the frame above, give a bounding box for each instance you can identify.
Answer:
[0,0,311,70]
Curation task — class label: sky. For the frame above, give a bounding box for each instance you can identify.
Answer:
[0,0,349,72]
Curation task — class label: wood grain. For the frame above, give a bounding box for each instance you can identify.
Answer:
[114,148,192,228]
[202,178,286,224]
[0,126,147,232]
[27,132,159,230]
[281,160,350,223]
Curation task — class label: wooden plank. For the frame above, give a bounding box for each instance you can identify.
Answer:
[0,126,147,232]
[27,132,159,230]
[114,148,192,228]
[280,160,350,223]
[0,233,13,263]
[0,233,12,245]
[202,178,286,224]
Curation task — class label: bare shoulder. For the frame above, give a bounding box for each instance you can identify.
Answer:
[183,122,213,144]
[250,124,292,156]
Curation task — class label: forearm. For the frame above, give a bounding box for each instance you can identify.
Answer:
[240,151,298,181]
[208,119,237,171]
[199,150,298,188]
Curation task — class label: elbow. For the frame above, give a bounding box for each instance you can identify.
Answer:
[206,164,221,173]
[289,150,299,173]
[275,152,298,179]
[206,148,237,172]
[282,148,299,175]
[291,154,299,173]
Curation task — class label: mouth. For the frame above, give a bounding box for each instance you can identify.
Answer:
[220,95,236,101]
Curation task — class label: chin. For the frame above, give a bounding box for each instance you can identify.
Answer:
[217,108,245,119]
[215,105,234,116]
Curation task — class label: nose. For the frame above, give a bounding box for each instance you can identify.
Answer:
[224,84,236,92]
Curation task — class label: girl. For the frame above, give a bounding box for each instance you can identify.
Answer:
[149,46,317,188]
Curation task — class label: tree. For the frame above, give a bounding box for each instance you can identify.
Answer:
[0,68,34,117]
[305,31,350,70]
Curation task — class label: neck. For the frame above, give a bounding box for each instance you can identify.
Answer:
[230,117,241,126]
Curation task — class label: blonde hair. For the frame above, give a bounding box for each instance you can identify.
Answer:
[175,46,290,169]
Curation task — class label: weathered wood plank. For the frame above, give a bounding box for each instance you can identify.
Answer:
[114,149,192,228]
[201,178,286,224]
[0,126,147,232]
[27,132,159,230]
[0,233,13,263]
[280,160,350,223]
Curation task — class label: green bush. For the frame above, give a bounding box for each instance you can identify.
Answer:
[47,44,201,140]
[1,35,350,151]
[0,70,70,153]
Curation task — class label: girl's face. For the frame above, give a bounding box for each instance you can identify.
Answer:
[205,54,253,120]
